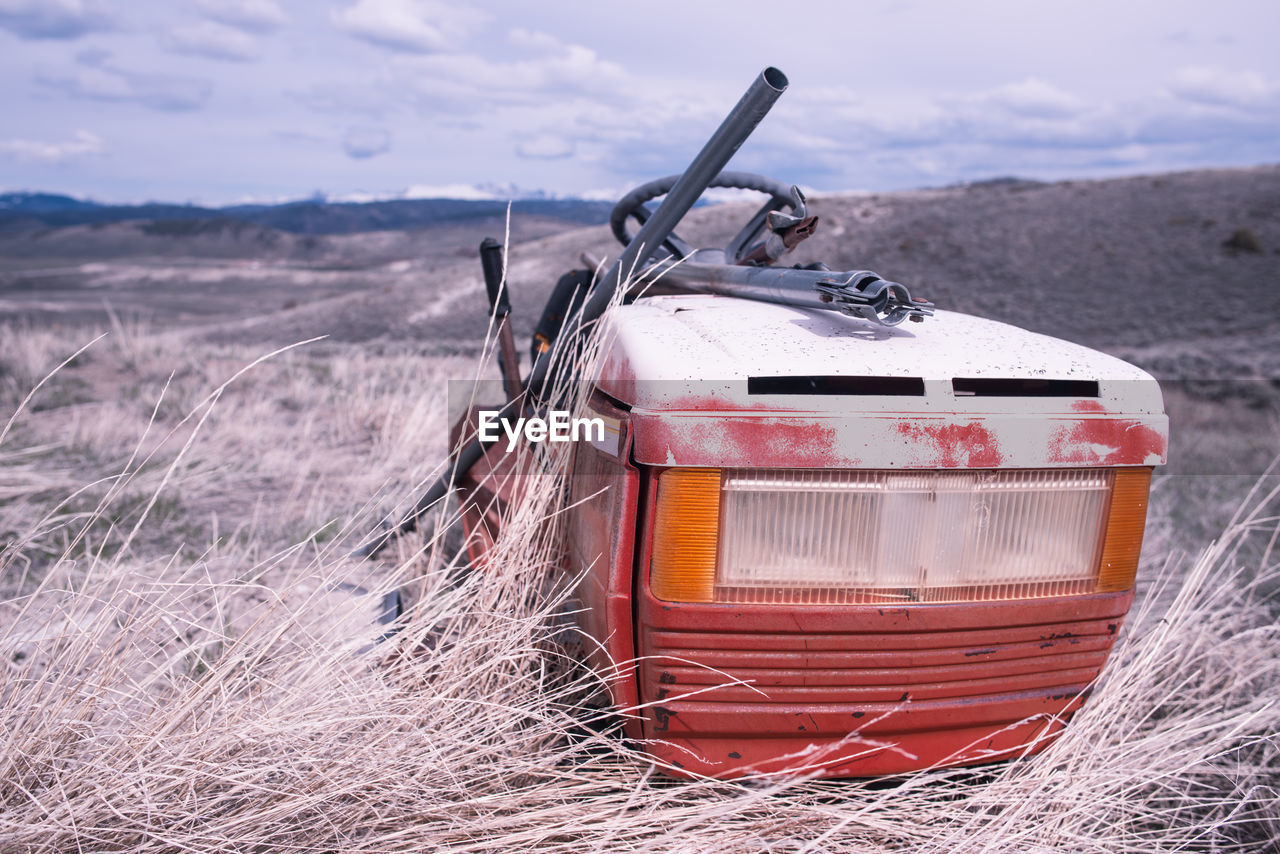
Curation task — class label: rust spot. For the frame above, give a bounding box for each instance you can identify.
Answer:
[638,416,846,468]
[728,751,742,759]
[899,692,910,702]
[965,648,997,657]
[851,711,865,719]
[1049,417,1167,465]
[659,671,676,684]
[719,418,845,468]
[1039,642,1053,649]
[895,420,1003,467]
[1107,623,1118,635]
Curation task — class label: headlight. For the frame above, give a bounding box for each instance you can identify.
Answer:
[651,466,1150,604]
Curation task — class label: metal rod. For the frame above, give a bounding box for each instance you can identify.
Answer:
[480,237,511,318]
[645,260,934,326]
[646,259,846,311]
[479,237,523,400]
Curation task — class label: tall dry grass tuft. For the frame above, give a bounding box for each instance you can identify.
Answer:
[0,303,1278,851]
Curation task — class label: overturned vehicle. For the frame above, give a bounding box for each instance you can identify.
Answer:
[368,67,1168,779]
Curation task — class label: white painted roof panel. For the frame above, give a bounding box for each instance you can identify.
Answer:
[596,295,1164,416]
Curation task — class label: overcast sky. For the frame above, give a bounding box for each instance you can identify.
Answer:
[1,0,1277,204]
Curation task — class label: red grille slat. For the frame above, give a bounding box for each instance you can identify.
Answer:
[657,686,1093,737]
[645,635,1112,672]
[650,666,1103,704]
[654,649,1110,689]
[648,617,1119,652]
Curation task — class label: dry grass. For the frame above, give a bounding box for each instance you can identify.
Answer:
[1,316,1278,852]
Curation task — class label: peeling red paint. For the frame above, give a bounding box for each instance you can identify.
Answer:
[637,415,846,468]
[629,410,1166,469]
[730,419,844,468]
[1049,418,1168,465]
[895,421,1003,468]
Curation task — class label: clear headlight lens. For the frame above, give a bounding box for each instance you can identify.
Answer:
[651,467,1150,604]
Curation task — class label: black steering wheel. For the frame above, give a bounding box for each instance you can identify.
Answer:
[609,171,797,265]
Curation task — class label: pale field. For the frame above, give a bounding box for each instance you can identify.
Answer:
[0,313,1277,853]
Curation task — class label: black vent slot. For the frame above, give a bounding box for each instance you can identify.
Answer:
[748,375,925,396]
[952,378,1099,397]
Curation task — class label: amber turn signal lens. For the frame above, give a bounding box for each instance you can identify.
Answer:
[1096,467,1152,592]
[650,468,721,603]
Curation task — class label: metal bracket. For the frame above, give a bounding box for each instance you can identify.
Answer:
[739,185,820,266]
[814,271,934,326]
[765,185,810,230]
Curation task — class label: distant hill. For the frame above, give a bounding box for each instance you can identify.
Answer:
[0,192,104,213]
[0,192,615,235]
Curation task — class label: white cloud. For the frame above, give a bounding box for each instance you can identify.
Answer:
[1168,66,1276,108]
[38,59,212,112]
[342,126,391,159]
[515,133,573,160]
[164,21,258,62]
[0,0,109,40]
[196,0,286,33]
[389,35,631,119]
[978,78,1087,119]
[0,129,102,163]
[789,78,1130,155]
[293,29,647,175]
[506,28,561,54]
[403,183,497,200]
[332,0,485,53]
